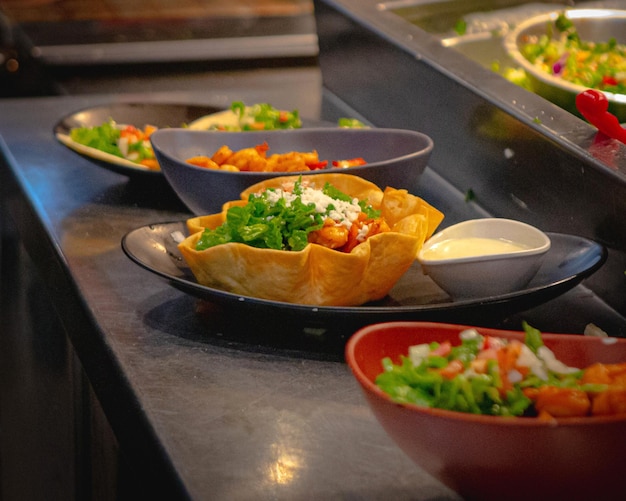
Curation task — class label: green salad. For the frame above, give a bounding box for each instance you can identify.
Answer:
[208,101,302,131]
[520,13,626,94]
[205,101,367,131]
[68,119,158,169]
[375,322,611,418]
[195,178,380,252]
[70,119,122,156]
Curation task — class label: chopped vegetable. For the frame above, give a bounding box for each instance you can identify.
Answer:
[67,101,368,170]
[186,143,367,173]
[69,119,122,157]
[206,101,302,131]
[376,323,626,418]
[520,13,626,94]
[454,19,467,36]
[69,119,159,169]
[195,178,384,253]
[332,157,367,168]
[337,117,368,128]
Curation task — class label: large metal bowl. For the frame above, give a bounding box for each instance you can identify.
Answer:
[504,9,626,120]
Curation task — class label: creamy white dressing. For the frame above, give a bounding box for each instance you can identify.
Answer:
[421,237,529,260]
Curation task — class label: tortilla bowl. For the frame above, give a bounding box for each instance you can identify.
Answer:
[178,173,444,306]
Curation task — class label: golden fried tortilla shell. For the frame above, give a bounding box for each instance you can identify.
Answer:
[179,228,421,305]
[186,199,246,235]
[179,173,444,306]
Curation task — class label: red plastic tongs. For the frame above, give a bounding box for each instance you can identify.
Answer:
[576,89,626,144]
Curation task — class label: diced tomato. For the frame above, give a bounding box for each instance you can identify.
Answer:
[120,124,141,138]
[482,335,507,351]
[501,340,523,373]
[440,359,464,380]
[430,341,451,357]
[254,142,270,156]
[477,348,498,360]
[470,358,488,374]
[602,75,619,86]
[514,365,530,378]
[306,160,328,170]
[140,158,160,170]
[332,157,367,168]
[143,124,158,138]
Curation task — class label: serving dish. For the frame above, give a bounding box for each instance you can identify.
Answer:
[54,102,225,178]
[53,102,326,178]
[121,222,606,327]
[418,218,551,298]
[150,127,434,215]
[504,8,626,120]
[177,172,443,306]
[345,321,626,501]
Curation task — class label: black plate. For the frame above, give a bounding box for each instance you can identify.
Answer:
[121,222,607,328]
[54,102,224,178]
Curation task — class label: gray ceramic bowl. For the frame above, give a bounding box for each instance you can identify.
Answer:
[504,9,626,120]
[418,218,551,299]
[151,127,433,215]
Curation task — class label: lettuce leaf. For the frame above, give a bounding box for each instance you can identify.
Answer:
[69,119,122,157]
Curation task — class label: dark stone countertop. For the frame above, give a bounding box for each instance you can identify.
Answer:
[1,68,624,499]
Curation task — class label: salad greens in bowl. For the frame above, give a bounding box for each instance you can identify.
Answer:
[504,9,626,120]
[346,321,626,501]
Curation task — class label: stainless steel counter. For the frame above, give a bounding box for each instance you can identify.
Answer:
[1,67,624,499]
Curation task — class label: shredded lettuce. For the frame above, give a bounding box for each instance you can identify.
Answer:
[375,324,587,417]
[195,179,378,252]
[232,101,302,130]
[376,353,532,416]
[523,321,544,354]
[69,119,123,157]
[337,117,368,128]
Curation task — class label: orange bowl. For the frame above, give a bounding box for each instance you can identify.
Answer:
[346,322,626,501]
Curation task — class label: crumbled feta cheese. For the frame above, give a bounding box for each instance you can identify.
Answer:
[356,223,369,241]
[508,369,524,384]
[516,344,547,380]
[409,343,431,366]
[537,346,579,375]
[262,185,363,229]
[459,329,481,341]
